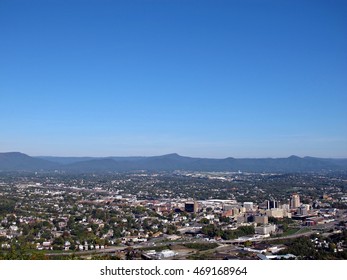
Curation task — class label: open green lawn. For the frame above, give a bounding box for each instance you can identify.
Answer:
[280,227,311,237]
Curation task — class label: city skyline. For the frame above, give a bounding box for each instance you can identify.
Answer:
[1,0,346,158]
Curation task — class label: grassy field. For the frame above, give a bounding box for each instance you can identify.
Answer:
[280,227,311,237]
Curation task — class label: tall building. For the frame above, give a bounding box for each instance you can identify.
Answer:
[266,208,284,218]
[254,215,268,225]
[185,201,198,213]
[255,224,277,235]
[290,194,300,209]
[243,202,254,211]
[297,205,308,216]
[266,200,279,209]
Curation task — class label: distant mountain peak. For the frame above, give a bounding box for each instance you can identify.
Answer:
[166,153,180,156]
[2,152,27,156]
[288,155,301,159]
[0,152,30,158]
[159,153,182,158]
[0,152,59,171]
[0,152,346,173]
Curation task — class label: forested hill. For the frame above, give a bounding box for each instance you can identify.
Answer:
[0,152,346,173]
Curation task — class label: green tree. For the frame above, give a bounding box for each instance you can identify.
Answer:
[199,218,210,224]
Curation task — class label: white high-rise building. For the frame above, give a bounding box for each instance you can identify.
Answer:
[243,202,254,211]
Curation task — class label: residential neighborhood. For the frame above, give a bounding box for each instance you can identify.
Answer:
[1,171,346,259]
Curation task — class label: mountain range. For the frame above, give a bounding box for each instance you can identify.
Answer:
[0,152,347,173]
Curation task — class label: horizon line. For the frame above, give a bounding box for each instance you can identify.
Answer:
[2,151,347,160]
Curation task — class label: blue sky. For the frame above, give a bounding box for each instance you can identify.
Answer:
[1,0,346,158]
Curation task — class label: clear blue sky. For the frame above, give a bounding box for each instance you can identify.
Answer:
[1,0,346,158]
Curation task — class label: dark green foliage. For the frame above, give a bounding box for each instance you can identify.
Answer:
[222,226,255,240]
[279,231,347,260]
[201,224,221,238]
[199,218,210,224]
[201,225,255,240]
[0,199,16,215]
